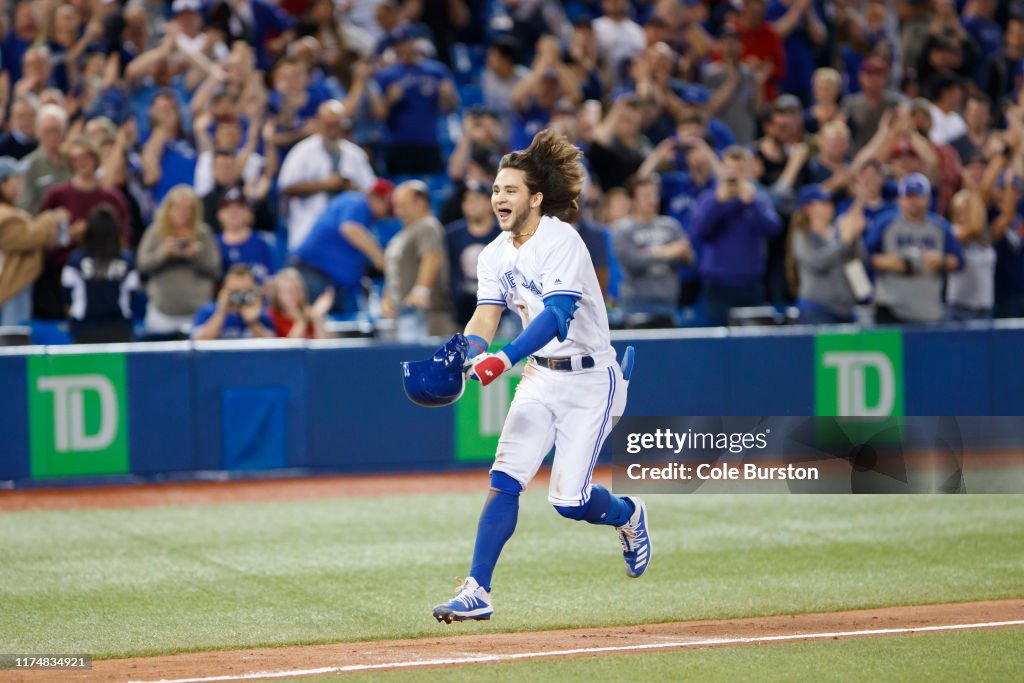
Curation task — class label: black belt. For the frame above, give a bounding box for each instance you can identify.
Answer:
[530,355,595,371]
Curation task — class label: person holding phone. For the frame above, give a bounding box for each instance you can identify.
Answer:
[137,185,222,338]
[689,146,782,326]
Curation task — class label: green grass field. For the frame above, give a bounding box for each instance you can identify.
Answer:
[322,629,1024,683]
[1,492,1022,662]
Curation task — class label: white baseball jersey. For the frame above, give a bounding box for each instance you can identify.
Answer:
[476,216,616,367]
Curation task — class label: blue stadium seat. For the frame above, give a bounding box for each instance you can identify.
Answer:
[451,43,474,85]
[426,174,451,193]
[27,320,72,345]
[605,228,621,300]
[451,43,487,86]
[458,84,483,108]
[438,112,461,146]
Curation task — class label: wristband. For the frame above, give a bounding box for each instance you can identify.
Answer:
[465,334,489,359]
[411,284,431,300]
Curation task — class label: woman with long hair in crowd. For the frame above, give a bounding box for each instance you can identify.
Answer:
[267,267,334,339]
[136,185,220,339]
[61,204,139,343]
[788,184,867,325]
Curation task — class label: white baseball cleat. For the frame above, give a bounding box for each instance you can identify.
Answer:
[616,497,652,578]
[432,577,493,623]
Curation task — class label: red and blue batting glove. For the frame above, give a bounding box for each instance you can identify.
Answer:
[465,351,512,386]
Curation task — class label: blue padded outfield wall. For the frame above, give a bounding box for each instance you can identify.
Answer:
[2,323,1024,485]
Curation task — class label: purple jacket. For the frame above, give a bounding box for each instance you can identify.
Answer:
[690,187,782,286]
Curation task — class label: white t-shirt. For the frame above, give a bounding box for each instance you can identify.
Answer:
[476,216,615,365]
[930,105,967,146]
[278,134,376,250]
[592,16,646,76]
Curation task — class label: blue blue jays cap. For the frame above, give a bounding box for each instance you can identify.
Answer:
[680,83,710,105]
[797,184,832,207]
[899,172,931,197]
[387,24,426,46]
[0,156,26,181]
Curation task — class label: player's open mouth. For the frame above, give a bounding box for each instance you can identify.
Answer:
[497,208,512,219]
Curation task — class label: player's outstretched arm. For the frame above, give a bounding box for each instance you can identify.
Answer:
[466,295,579,387]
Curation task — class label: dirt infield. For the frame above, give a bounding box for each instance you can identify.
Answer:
[0,469,496,512]
[3,447,1018,512]
[8,599,1012,682]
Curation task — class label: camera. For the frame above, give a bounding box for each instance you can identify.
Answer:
[229,290,258,308]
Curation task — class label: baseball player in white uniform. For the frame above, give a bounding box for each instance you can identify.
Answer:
[433,130,651,624]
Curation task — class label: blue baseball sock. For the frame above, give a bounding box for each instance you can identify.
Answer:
[469,471,521,592]
[554,485,634,526]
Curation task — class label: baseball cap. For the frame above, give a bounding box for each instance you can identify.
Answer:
[773,94,802,113]
[898,172,931,197]
[386,24,425,47]
[797,184,831,208]
[860,57,888,76]
[0,156,26,180]
[172,0,202,14]
[464,179,490,196]
[218,186,250,209]
[369,178,395,197]
[679,83,710,106]
[470,144,501,175]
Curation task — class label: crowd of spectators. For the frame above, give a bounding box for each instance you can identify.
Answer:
[0,0,1024,342]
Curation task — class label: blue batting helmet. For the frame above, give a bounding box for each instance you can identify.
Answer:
[401,334,469,407]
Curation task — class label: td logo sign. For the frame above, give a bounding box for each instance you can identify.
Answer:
[454,343,523,462]
[815,331,904,417]
[27,354,129,478]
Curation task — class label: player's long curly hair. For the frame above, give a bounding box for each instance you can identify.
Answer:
[499,129,584,223]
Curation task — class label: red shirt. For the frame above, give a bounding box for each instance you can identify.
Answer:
[269,308,315,339]
[38,182,132,266]
[737,21,786,102]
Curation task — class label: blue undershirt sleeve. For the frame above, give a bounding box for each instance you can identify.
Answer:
[502,295,580,365]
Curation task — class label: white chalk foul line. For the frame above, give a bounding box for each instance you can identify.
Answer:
[131,619,1024,683]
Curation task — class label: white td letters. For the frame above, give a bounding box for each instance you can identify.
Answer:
[37,375,118,451]
[822,352,895,417]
